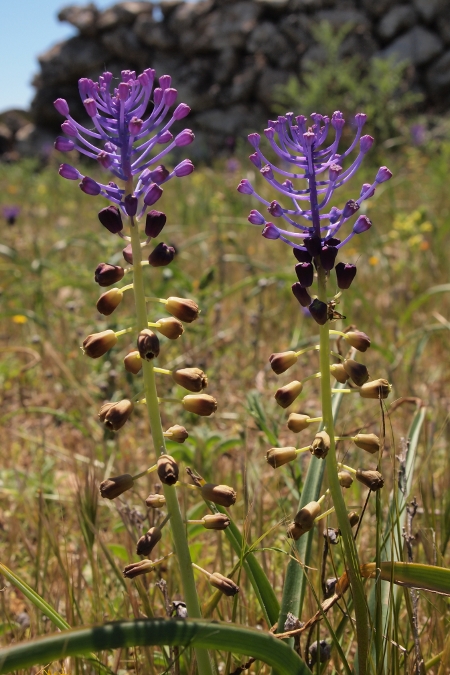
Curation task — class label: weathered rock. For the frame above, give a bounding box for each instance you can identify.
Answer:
[382,26,443,66]
[97,2,153,31]
[255,67,290,108]
[279,13,313,54]
[0,124,13,154]
[101,25,145,61]
[227,65,259,103]
[134,14,177,50]
[247,22,296,68]
[437,9,450,45]
[413,0,446,23]
[315,9,370,28]
[361,0,399,19]
[58,4,99,36]
[377,6,417,41]
[426,50,450,95]
[37,37,106,85]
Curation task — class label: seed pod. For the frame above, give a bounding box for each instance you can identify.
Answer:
[356,469,384,491]
[136,526,162,556]
[266,447,297,468]
[353,433,380,454]
[96,288,123,316]
[359,379,391,399]
[309,640,331,667]
[182,394,217,416]
[172,368,208,392]
[157,454,179,486]
[83,330,117,358]
[209,572,240,596]
[310,431,330,459]
[98,399,134,431]
[145,494,166,508]
[269,351,298,375]
[324,577,337,598]
[166,297,200,323]
[309,299,328,325]
[123,560,155,578]
[201,514,230,530]
[165,425,189,443]
[348,511,360,527]
[274,380,303,408]
[94,262,124,287]
[201,483,236,507]
[148,242,175,267]
[156,317,184,339]
[137,329,160,361]
[338,471,353,488]
[345,331,371,352]
[287,414,311,433]
[100,473,133,499]
[288,501,322,539]
[343,359,369,386]
[330,363,349,384]
[335,262,357,289]
[124,350,142,374]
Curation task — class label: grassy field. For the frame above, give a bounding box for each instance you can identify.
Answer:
[0,139,449,673]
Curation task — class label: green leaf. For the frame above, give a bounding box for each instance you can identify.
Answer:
[376,562,450,595]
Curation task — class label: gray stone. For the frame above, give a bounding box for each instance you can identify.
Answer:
[159,0,184,18]
[247,22,295,67]
[97,2,153,31]
[288,0,336,10]
[215,48,240,85]
[426,50,450,93]
[377,6,417,41]
[360,0,400,19]
[101,26,145,62]
[58,4,99,36]
[413,0,446,22]
[381,26,444,66]
[168,0,214,34]
[255,0,290,9]
[195,104,265,137]
[279,13,313,55]
[134,14,177,50]
[37,37,106,85]
[255,67,290,107]
[227,66,259,103]
[315,9,370,28]
[437,9,450,45]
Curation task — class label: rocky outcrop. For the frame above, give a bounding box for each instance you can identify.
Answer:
[12,0,450,158]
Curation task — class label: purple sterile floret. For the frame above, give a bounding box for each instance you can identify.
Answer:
[55,137,75,152]
[353,215,372,234]
[248,210,265,225]
[59,164,81,180]
[174,159,194,177]
[2,205,20,225]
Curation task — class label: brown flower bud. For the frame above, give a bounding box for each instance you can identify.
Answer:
[145,494,166,508]
[269,351,298,375]
[343,359,369,386]
[287,414,311,433]
[124,350,142,374]
[288,501,321,539]
[310,431,330,459]
[274,380,303,408]
[348,511,360,527]
[136,526,162,556]
[172,368,208,392]
[338,471,353,488]
[157,454,179,486]
[137,329,160,361]
[166,296,200,323]
[359,379,391,399]
[353,433,380,454]
[266,447,297,468]
[122,243,133,264]
[201,483,236,507]
[94,262,125,287]
[345,331,371,352]
[98,399,134,431]
[156,317,184,339]
[330,363,349,384]
[123,559,155,578]
[356,469,384,491]
[96,288,123,316]
[148,242,175,267]
[201,514,230,530]
[209,572,240,596]
[165,424,189,443]
[182,394,217,416]
[100,473,134,499]
[82,330,117,358]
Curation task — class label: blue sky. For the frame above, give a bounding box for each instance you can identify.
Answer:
[1,0,195,113]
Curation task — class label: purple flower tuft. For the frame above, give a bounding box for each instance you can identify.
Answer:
[353,215,372,234]
[55,137,75,152]
[174,159,194,177]
[175,130,195,147]
[59,164,80,180]
[248,210,265,226]
[54,98,70,116]
[144,183,163,206]
[375,166,393,183]
[237,180,254,195]
[80,176,101,196]
[262,223,280,240]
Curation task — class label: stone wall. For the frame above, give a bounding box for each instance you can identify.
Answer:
[11,0,450,158]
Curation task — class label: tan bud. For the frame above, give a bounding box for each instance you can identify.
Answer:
[123,559,155,578]
[182,394,217,416]
[96,288,123,316]
[353,433,380,454]
[100,473,134,499]
[166,296,200,323]
[165,424,189,443]
[287,414,311,433]
[209,572,240,596]
[269,351,298,375]
[356,469,384,491]
[288,501,322,539]
[330,363,349,384]
[201,483,236,507]
[348,511,360,527]
[345,331,371,352]
[157,454,179,486]
[98,399,134,431]
[156,317,184,339]
[343,359,369,386]
[266,447,297,468]
[95,262,125,287]
[173,368,208,392]
[137,329,160,361]
[124,350,142,374]
[359,379,391,399]
[145,494,167,508]
[338,471,354,488]
[82,329,117,358]
[136,526,162,556]
[310,431,330,459]
[201,514,230,530]
[274,380,303,408]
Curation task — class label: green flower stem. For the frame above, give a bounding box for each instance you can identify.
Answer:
[317,266,369,675]
[127,191,214,675]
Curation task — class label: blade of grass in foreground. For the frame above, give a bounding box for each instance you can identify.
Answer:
[362,562,450,595]
[0,618,311,675]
